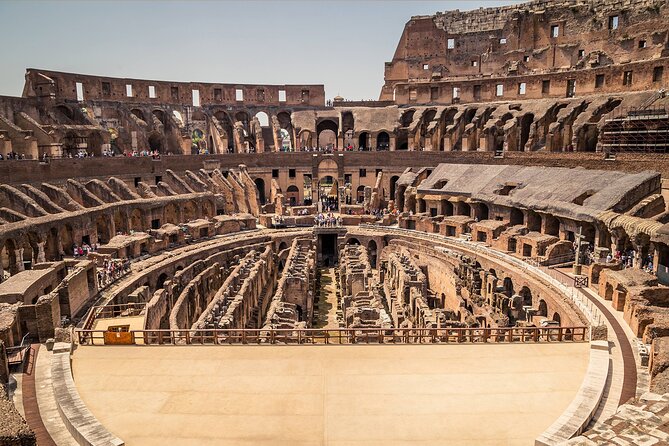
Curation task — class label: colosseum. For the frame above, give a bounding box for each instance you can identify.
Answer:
[1,0,669,444]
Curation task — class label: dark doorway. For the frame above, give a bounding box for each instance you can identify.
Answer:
[319,234,338,267]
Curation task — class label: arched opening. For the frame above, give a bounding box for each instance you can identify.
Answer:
[148,133,162,152]
[544,215,559,236]
[0,239,17,277]
[279,241,288,252]
[286,185,299,206]
[255,111,269,127]
[389,176,400,202]
[519,113,534,151]
[61,225,74,256]
[377,131,390,151]
[45,228,60,261]
[552,312,561,325]
[191,128,206,154]
[605,283,614,301]
[358,132,369,150]
[183,201,197,222]
[503,277,514,297]
[163,203,178,225]
[235,112,250,132]
[96,215,111,244]
[130,209,144,231]
[510,208,524,226]
[356,185,366,204]
[277,112,294,150]
[519,286,533,307]
[156,273,169,290]
[527,211,542,232]
[368,240,378,268]
[130,108,146,122]
[152,109,166,126]
[476,203,489,220]
[318,176,339,211]
[317,120,338,150]
[441,200,454,216]
[538,299,548,317]
[347,238,360,245]
[459,202,471,217]
[254,178,266,205]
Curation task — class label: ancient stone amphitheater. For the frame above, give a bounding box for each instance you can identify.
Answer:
[1,0,669,444]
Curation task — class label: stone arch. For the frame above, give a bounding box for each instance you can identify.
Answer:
[45,228,60,261]
[358,132,369,150]
[519,286,533,307]
[55,104,75,121]
[201,201,214,219]
[148,132,163,152]
[279,241,288,252]
[502,277,514,297]
[377,131,390,150]
[255,111,269,127]
[519,113,534,152]
[510,208,524,226]
[356,185,366,203]
[316,120,338,149]
[156,273,169,290]
[131,108,146,122]
[60,225,74,255]
[0,239,18,276]
[130,209,144,231]
[164,203,179,225]
[368,240,378,268]
[459,202,471,217]
[389,176,400,202]
[183,201,197,222]
[475,203,489,220]
[544,214,559,236]
[95,214,112,244]
[254,178,266,205]
[152,109,166,126]
[538,299,548,317]
[552,312,561,324]
[286,185,299,206]
[527,211,542,232]
[235,111,250,131]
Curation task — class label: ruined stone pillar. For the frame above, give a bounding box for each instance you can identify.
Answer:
[36,241,46,264]
[14,248,24,272]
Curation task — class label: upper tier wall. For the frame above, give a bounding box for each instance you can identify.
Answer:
[23,69,326,108]
[381,0,669,102]
[1,151,669,185]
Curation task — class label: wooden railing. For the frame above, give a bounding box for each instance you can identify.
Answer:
[76,325,588,346]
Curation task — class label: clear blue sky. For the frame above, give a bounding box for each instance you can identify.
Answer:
[0,1,517,100]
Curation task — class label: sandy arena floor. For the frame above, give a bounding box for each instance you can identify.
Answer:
[72,343,589,446]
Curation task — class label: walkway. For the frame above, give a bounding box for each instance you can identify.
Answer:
[313,268,340,330]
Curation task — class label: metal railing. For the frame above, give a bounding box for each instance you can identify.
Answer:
[82,302,146,330]
[75,325,588,346]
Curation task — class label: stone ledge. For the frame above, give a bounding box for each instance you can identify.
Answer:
[535,340,610,445]
[51,345,124,446]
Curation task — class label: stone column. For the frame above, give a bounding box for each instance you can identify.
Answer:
[36,240,46,264]
[15,248,24,272]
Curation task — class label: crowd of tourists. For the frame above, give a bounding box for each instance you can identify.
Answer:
[73,243,100,257]
[0,151,26,160]
[315,213,342,227]
[603,249,655,272]
[96,257,131,288]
